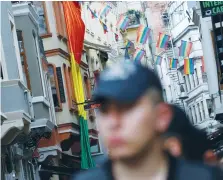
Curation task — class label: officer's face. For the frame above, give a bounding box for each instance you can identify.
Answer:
[98,94,172,160]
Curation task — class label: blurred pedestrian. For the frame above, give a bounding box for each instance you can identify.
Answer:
[73,61,223,180]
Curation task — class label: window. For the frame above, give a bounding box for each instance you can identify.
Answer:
[189,107,193,123]
[163,89,167,102]
[16,30,32,91]
[91,140,101,154]
[198,103,202,122]
[63,64,77,111]
[33,2,51,37]
[195,69,199,86]
[201,101,205,120]
[183,76,188,92]
[193,105,197,124]
[53,2,67,39]
[206,99,212,117]
[186,75,191,91]
[190,74,195,88]
[48,64,62,111]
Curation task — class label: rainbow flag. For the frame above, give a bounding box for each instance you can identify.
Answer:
[99,4,111,18]
[156,32,170,48]
[184,58,194,74]
[133,48,145,63]
[125,40,134,60]
[116,15,130,31]
[136,25,150,44]
[155,56,162,65]
[62,1,95,168]
[179,40,192,57]
[169,58,178,69]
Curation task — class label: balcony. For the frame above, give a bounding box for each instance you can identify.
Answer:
[1,80,32,145]
[125,10,141,30]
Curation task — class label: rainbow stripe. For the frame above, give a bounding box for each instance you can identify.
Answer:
[87,6,97,19]
[155,56,162,65]
[117,15,130,31]
[179,40,192,57]
[99,4,112,18]
[100,20,108,34]
[184,58,194,74]
[133,48,145,63]
[169,58,178,69]
[126,39,134,48]
[156,32,170,48]
[136,25,150,44]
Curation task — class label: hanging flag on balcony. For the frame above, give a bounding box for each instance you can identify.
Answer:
[99,3,112,18]
[156,32,170,49]
[62,1,95,169]
[179,40,192,57]
[116,15,130,31]
[100,20,108,34]
[87,6,97,19]
[184,58,194,74]
[133,48,145,63]
[136,25,150,44]
[169,58,178,69]
[155,56,162,65]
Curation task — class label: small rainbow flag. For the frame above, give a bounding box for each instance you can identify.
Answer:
[184,58,194,74]
[99,4,112,18]
[155,56,162,65]
[179,40,192,57]
[126,39,134,48]
[169,58,178,69]
[156,32,170,48]
[136,25,151,44]
[133,48,145,63]
[116,15,130,31]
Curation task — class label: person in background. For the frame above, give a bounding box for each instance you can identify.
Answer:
[164,105,218,165]
[73,61,223,180]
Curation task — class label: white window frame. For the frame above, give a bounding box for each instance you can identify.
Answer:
[32,32,47,98]
[0,36,8,80]
[8,10,24,82]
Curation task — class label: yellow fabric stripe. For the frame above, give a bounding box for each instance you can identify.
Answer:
[70,53,87,120]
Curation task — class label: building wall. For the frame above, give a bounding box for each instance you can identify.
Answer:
[1,2,21,80]
[14,15,44,97]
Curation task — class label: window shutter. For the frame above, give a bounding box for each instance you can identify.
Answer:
[56,67,66,103]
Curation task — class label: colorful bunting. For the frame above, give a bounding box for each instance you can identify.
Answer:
[116,15,130,31]
[100,20,108,34]
[184,58,194,74]
[179,40,192,57]
[99,4,112,18]
[155,56,162,65]
[133,48,145,63]
[87,6,97,19]
[169,58,178,69]
[156,32,170,49]
[136,25,150,44]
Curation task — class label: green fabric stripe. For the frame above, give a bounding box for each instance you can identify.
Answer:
[80,116,95,169]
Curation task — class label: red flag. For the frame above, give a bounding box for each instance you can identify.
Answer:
[62,2,85,64]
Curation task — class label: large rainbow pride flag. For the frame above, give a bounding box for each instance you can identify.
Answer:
[184,58,194,74]
[62,1,95,169]
[179,40,192,57]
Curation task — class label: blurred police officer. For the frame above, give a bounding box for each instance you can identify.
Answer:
[73,61,222,180]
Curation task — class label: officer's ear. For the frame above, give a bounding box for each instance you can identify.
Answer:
[155,103,173,133]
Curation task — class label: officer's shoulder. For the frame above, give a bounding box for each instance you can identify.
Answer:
[178,159,223,179]
[71,166,107,180]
